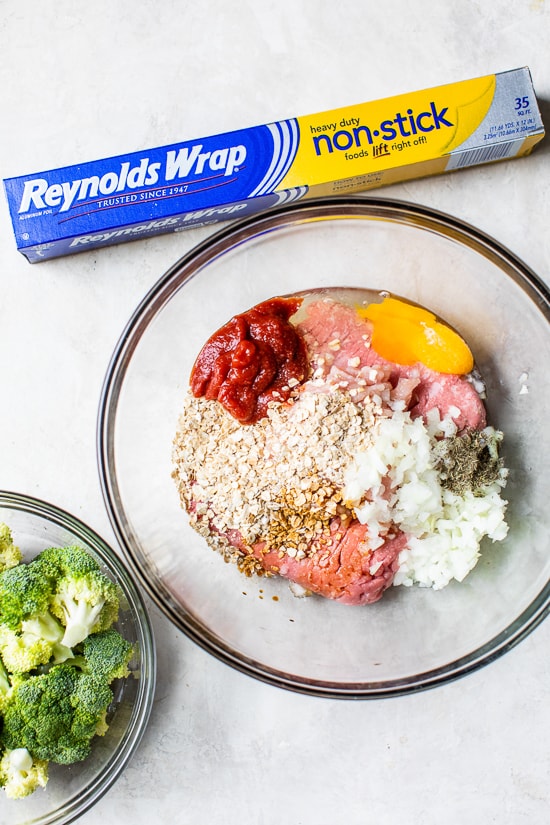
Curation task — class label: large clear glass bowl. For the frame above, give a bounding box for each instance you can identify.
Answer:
[97,196,549,698]
[0,491,156,825]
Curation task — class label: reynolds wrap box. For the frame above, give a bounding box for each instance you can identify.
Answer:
[4,67,544,263]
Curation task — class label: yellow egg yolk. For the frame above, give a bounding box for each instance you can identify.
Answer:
[357,296,474,375]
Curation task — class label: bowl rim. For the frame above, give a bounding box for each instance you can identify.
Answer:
[0,489,157,824]
[96,195,550,699]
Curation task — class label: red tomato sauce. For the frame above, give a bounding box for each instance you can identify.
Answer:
[190,297,308,423]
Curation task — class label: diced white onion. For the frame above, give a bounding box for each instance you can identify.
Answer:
[343,410,508,590]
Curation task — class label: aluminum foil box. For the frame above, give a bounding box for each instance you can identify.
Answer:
[3,67,544,263]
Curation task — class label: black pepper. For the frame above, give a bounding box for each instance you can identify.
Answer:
[432,428,504,496]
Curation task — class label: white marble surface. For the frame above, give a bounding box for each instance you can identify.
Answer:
[1,2,549,823]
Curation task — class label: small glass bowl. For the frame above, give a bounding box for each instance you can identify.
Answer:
[98,196,550,698]
[0,490,156,824]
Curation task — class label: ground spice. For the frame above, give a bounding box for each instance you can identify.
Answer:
[432,428,503,495]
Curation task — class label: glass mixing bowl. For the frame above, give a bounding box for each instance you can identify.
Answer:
[0,491,156,824]
[97,196,549,698]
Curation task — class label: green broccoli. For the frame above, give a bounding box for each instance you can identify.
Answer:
[40,545,120,649]
[0,556,59,630]
[70,671,114,740]
[0,523,21,573]
[0,611,66,674]
[50,571,120,649]
[38,544,100,576]
[0,544,119,656]
[34,629,134,736]
[0,747,48,799]
[0,538,134,801]
[0,663,113,765]
[77,628,134,684]
[0,557,68,673]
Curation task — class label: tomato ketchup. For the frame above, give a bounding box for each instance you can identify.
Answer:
[190,297,308,423]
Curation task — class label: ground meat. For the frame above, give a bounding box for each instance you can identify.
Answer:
[299,298,486,429]
[252,523,408,604]
[199,515,407,605]
[173,294,489,605]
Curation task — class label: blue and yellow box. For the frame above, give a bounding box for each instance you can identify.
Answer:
[3,67,544,262]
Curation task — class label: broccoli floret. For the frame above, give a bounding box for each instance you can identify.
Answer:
[0,554,67,673]
[0,544,119,664]
[36,545,120,649]
[0,545,120,651]
[0,747,48,799]
[0,664,113,765]
[33,630,133,736]
[79,628,134,684]
[50,571,120,649]
[38,544,100,576]
[0,558,59,630]
[70,672,114,741]
[0,523,21,573]
[0,612,66,674]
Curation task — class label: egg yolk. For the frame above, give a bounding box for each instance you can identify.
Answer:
[357,296,474,375]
